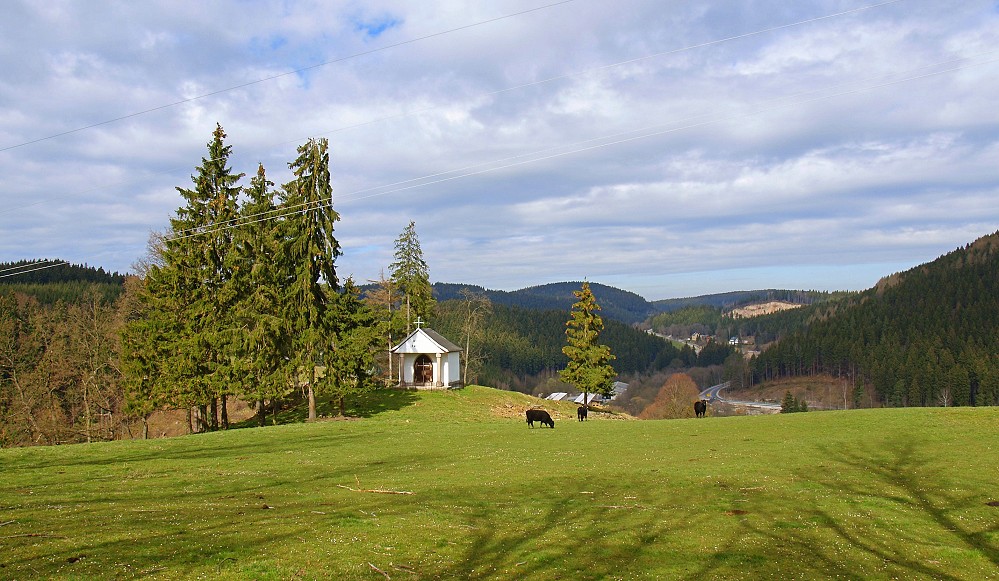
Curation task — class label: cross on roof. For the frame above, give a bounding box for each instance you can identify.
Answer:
[414,317,424,329]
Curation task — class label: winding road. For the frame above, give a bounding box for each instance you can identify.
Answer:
[698,381,782,413]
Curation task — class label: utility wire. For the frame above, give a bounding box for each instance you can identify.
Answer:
[0,0,578,153]
[0,261,71,279]
[0,0,911,218]
[169,53,999,244]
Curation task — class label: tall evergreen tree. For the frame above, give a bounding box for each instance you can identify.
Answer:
[228,164,293,425]
[324,279,383,416]
[134,123,243,430]
[389,221,434,332]
[281,137,341,420]
[560,282,616,405]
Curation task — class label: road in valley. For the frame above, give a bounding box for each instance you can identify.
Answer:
[698,381,782,413]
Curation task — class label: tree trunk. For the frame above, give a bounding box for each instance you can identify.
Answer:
[210,398,219,431]
[257,399,266,427]
[307,364,317,421]
[142,416,149,440]
[220,394,229,429]
[198,404,210,432]
[187,407,194,434]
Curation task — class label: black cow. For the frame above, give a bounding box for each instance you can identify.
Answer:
[526,408,555,428]
[577,405,588,421]
[694,399,708,418]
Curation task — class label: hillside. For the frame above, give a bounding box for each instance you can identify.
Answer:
[431,302,718,392]
[433,281,655,325]
[2,386,997,579]
[0,259,126,303]
[433,282,838,326]
[753,230,999,407]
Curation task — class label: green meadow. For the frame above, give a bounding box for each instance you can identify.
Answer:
[2,386,997,580]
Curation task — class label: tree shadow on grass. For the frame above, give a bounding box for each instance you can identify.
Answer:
[228,387,419,429]
[344,387,420,418]
[1,452,430,578]
[414,491,696,580]
[702,438,999,580]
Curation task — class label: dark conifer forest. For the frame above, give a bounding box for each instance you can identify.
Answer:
[750,231,999,406]
[3,228,997,447]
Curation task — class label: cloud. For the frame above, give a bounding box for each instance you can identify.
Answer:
[1,0,998,299]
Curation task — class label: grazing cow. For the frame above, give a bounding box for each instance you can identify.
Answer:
[526,408,555,428]
[577,405,588,421]
[694,399,708,418]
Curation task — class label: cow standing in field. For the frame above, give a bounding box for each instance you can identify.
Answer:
[577,406,588,421]
[694,399,708,418]
[526,409,555,428]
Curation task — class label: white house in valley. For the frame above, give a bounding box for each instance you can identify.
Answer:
[390,324,463,389]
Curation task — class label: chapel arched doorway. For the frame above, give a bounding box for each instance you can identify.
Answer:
[414,354,434,384]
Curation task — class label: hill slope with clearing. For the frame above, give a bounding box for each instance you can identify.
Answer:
[2,386,997,579]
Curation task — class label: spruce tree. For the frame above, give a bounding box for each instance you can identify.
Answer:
[324,279,382,416]
[781,391,798,413]
[560,282,616,405]
[389,221,434,332]
[134,124,243,430]
[228,164,293,425]
[281,137,341,420]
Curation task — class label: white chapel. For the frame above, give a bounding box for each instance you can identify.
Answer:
[390,322,463,389]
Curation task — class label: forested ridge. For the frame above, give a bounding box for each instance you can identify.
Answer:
[6,149,994,449]
[752,231,999,407]
[0,260,125,304]
[431,301,737,394]
[432,281,655,324]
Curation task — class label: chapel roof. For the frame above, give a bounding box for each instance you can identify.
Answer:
[390,326,462,354]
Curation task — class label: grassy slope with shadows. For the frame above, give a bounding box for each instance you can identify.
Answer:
[1,386,997,579]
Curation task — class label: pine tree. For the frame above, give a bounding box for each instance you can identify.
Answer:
[389,221,434,332]
[281,137,341,420]
[781,391,799,413]
[560,282,616,405]
[228,164,293,426]
[134,124,243,431]
[324,279,382,415]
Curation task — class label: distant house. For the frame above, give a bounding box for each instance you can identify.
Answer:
[608,381,628,401]
[390,324,462,389]
[574,393,602,405]
[545,392,569,401]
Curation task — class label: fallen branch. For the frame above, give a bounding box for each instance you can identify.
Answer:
[337,484,413,496]
[392,563,418,575]
[369,562,391,579]
[0,533,67,539]
[0,520,15,527]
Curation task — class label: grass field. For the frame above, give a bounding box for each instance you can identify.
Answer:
[2,386,998,580]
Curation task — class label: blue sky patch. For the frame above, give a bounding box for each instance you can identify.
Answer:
[352,14,401,39]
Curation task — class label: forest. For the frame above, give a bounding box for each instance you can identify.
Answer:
[3,128,995,448]
[431,300,737,394]
[749,232,999,407]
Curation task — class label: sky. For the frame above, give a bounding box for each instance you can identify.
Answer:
[2,0,998,300]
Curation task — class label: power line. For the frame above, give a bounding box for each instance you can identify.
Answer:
[170,53,999,244]
[0,261,71,279]
[0,0,911,218]
[0,0,579,153]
